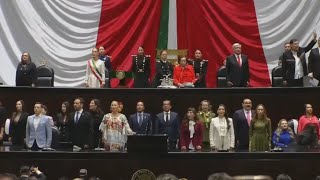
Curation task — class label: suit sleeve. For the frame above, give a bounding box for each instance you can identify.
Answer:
[225,57,231,82]
[105,56,112,70]
[304,39,317,53]
[282,53,288,81]
[46,118,52,147]
[249,120,254,151]
[198,122,204,148]
[175,114,180,139]
[147,115,152,135]
[31,63,37,85]
[25,117,30,147]
[209,119,215,148]
[244,56,250,83]
[308,50,314,74]
[200,62,208,81]
[232,112,238,146]
[179,124,186,147]
[229,118,235,148]
[128,115,133,130]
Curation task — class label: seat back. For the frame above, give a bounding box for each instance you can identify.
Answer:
[217,66,227,87]
[36,65,54,87]
[272,66,283,87]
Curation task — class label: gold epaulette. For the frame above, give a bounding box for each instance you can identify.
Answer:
[203,59,208,62]
[131,55,137,57]
[145,55,151,57]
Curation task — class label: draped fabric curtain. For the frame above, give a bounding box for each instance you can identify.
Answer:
[177,0,271,87]
[96,0,162,88]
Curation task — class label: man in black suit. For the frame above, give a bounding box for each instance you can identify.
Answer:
[155,100,179,150]
[0,99,7,142]
[69,98,93,149]
[128,101,152,134]
[308,37,320,84]
[152,50,173,87]
[233,98,254,151]
[282,32,317,87]
[278,42,291,66]
[226,43,250,87]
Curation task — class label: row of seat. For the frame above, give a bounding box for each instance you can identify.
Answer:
[37,65,283,87]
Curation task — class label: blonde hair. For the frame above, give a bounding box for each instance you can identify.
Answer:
[275,119,294,142]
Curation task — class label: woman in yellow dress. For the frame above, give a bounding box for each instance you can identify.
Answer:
[99,101,135,151]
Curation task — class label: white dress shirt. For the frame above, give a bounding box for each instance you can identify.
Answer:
[163,111,170,122]
[34,114,41,130]
[292,51,303,79]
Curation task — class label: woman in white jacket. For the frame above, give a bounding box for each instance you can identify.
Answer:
[209,104,235,152]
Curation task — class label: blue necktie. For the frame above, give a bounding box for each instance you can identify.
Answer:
[75,112,79,124]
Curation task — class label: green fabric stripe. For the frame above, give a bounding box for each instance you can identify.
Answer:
[156,0,169,50]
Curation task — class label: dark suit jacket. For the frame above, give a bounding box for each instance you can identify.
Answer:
[308,48,320,79]
[9,112,29,145]
[152,60,173,87]
[232,109,255,149]
[0,106,7,127]
[282,40,316,81]
[69,111,93,148]
[154,111,179,141]
[128,112,152,134]
[226,54,249,87]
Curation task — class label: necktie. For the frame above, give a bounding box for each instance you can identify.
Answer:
[237,55,241,67]
[165,112,169,122]
[75,112,79,124]
[246,111,251,126]
[138,113,142,125]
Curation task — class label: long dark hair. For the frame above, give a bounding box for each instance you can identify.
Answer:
[217,104,231,131]
[12,100,24,119]
[61,101,71,116]
[91,99,103,115]
[182,107,199,126]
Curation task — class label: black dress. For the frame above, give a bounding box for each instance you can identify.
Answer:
[189,59,208,88]
[90,110,104,148]
[9,112,28,146]
[152,60,173,87]
[16,62,37,86]
[132,55,150,88]
[56,113,70,142]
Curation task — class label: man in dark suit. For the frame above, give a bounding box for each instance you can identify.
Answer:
[308,37,320,84]
[155,100,179,150]
[0,99,7,142]
[152,50,173,87]
[99,46,111,88]
[278,42,291,66]
[128,101,152,134]
[226,43,250,87]
[282,32,317,87]
[232,98,254,151]
[69,98,93,149]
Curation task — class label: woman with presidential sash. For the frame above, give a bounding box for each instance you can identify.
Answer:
[85,48,105,88]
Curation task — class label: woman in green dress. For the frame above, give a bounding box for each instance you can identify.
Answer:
[249,104,272,152]
[197,100,215,149]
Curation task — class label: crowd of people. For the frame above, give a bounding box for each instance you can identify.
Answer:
[0,98,319,152]
[14,31,320,88]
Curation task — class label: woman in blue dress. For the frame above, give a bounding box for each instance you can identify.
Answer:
[272,119,295,148]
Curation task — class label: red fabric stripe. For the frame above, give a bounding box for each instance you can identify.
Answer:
[96,0,162,88]
[177,0,271,87]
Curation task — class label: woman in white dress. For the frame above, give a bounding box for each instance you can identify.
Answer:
[209,104,235,152]
[99,101,135,151]
[85,48,105,88]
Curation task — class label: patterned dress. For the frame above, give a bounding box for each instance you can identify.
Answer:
[99,113,133,151]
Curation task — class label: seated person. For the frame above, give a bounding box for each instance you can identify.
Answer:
[297,124,318,146]
[272,119,295,148]
[173,57,196,88]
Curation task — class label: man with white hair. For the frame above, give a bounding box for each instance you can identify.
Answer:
[225,43,250,87]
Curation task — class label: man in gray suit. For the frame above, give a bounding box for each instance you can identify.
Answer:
[155,100,179,150]
[26,102,52,150]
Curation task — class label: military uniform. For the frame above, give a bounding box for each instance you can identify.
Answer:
[152,59,173,88]
[189,59,208,88]
[132,55,150,88]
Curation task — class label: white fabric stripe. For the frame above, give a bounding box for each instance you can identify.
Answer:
[0,0,102,86]
[167,0,177,49]
[254,0,320,79]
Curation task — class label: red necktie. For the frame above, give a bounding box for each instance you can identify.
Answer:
[237,55,241,67]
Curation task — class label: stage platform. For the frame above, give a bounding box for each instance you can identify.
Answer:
[0,147,320,179]
[1,86,320,128]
